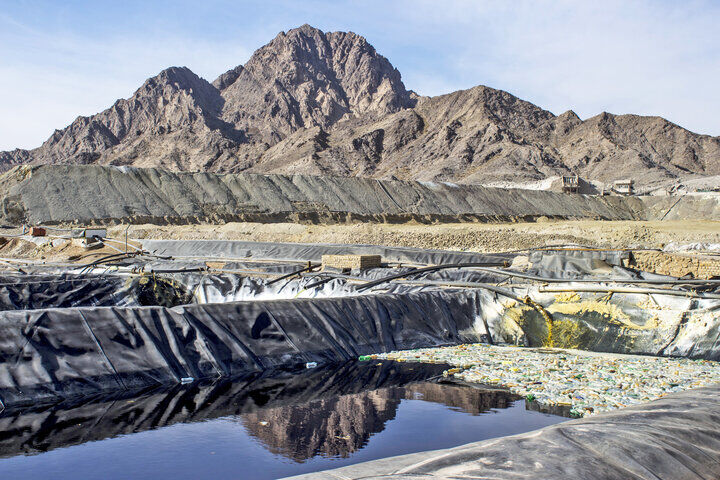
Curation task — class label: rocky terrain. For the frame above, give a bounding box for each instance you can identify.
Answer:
[2,24,719,187]
[3,219,720,267]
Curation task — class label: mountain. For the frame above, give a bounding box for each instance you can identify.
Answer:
[2,24,719,188]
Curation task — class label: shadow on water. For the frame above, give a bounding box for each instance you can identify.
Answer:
[0,361,567,479]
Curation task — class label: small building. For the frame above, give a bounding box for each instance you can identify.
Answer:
[561,175,579,193]
[613,179,635,195]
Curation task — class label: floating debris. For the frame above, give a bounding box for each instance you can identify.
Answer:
[370,344,720,417]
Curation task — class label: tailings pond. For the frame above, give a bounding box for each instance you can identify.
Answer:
[0,361,566,480]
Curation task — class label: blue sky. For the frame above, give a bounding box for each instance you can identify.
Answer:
[1,0,719,150]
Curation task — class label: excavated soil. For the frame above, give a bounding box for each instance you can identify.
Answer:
[1,220,718,269]
[107,219,720,253]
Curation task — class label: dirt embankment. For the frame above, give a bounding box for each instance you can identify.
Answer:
[107,220,720,253]
[0,165,644,226]
[2,220,718,274]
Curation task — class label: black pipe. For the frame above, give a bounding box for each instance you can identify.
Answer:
[266,262,321,285]
[301,271,367,282]
[356,262,508,291]
[146,268,207,274]
[78,252,145,274]
[304,277,337,289]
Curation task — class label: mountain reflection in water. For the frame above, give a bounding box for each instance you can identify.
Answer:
[0,361,566,479]
[241,382,519,461]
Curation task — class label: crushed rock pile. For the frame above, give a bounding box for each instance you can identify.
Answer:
[0,165,643,226]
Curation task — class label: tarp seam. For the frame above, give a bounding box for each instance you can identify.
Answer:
[77,309,128,391]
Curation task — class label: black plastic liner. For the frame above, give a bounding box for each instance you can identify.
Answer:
[527,250,635,279]
[290,384,720,480]
[0,289,484,408]
[0,360,460,458]
[0,272,201,310]
[0,273,133,310]
[142,239,514,265]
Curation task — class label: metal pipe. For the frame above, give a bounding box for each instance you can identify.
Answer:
[301,272,367,282]
[395,279,719,299]
[470,267,720,286]
[539,285,720,300]
[492,244,662,255]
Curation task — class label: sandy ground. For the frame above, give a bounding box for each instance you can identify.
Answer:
[0,219,718,264]
[108,219,720,253]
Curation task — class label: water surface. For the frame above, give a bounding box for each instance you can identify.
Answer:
[0,361,566,479]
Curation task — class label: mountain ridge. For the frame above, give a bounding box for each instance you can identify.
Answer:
[2,24,718,187]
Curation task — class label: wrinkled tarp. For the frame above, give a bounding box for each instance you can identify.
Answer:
[0,268,508,310]
[0,273,136,310]
[0,272,208,310]
[286,384,720,480]
[141,239,513,265]
[528,250,633,278]
[177,273,363,303]
[0,289,484,408]
[0,270,364,310]
[140,259,306,274]
[487,285,720,360]
[347,266,510,284]
[176,269,510,303]
[0,360,452,457]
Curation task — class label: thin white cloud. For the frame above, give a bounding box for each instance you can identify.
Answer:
[1,1,719,151]
[394,0,720,135]
[0,14,253,150]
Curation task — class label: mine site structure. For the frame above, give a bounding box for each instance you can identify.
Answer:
[0,161,719,480]
[561,174,579,193]
[613,178,636,195]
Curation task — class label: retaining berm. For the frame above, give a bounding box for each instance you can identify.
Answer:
[0,165,652,225]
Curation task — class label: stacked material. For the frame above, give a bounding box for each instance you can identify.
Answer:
[371,343,720,417]
[630,250,720,278]
[321,254,381,270]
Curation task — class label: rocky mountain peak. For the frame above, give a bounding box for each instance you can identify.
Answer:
[149,66,196,86]
[212,65,243,91]
[217,25,412,143]
[145,66,217,97]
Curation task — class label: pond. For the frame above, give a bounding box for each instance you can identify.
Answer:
[0,361,566,479]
